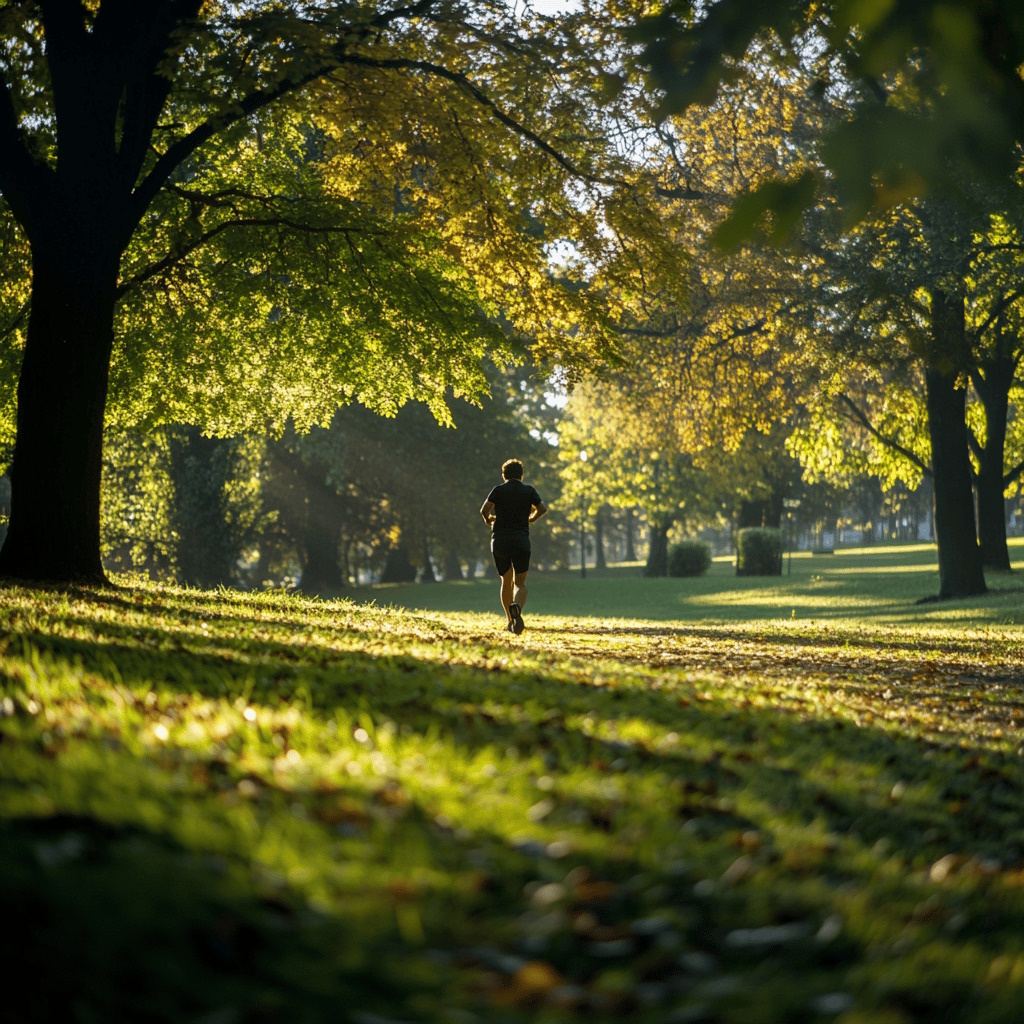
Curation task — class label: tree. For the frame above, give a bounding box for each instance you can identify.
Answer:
[0,0,649,584]
[792,186,1024,587]
[632,0,1024,594]
[635,0,1024,223]
[558,380,754,576]
[555,55,817,574]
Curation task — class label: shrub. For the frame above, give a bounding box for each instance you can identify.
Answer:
[736,528,783,576]
[668,540,712,577]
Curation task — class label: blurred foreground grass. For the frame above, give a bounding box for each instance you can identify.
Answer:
[2,552,1024,1023]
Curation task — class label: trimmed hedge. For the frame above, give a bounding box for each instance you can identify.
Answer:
[668,540,712,577]
[736,528,783,576]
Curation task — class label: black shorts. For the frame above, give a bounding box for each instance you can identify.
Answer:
[491,532,531,575]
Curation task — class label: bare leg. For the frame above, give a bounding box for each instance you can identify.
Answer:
[513,570,529,610]
[500,568,515,623]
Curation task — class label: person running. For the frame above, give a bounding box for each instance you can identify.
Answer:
[480,459,547,634]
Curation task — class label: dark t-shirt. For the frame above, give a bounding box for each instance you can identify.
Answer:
[486,480,544,535]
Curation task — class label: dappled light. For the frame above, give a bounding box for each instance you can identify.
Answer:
[3,570,1024,1021]
[3,2,1024,1021]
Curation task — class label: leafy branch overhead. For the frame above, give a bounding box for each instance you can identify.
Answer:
[0,0,677,442]
[634,0,1024,234]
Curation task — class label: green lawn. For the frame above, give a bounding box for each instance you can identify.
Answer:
[358,539,1024,627]
[2,545,1024,1023]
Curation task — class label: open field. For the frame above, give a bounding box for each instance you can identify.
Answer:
[3,545,1024,1023]
[356,540,1024,627]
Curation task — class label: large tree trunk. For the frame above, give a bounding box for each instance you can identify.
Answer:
[380,545,417,583]
[441,549,465,581]
[419,537,437,583]
[300,529,343,594]
[298,475,344,594]
[976,466,1009,571]
[167,428,238,588]
[644,520,669,577]
[973,356,1014,571]
[737,499,767,529]
[924,292,986,598]
[0,230,120,584]
[624,508,637,562]
[594,506,607,570]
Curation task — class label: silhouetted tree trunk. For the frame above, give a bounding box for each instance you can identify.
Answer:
[0,225,120,583]
[925,291,986,598]
[738,500,767,529]
[594,506,607,570]
[381,545,417,583]
[644,520,669,577]
[167,428,239,588]
[420,537,437,582]
[298,479,344,594]
[972,353,1015,571]
[624,508,637,562]
[442,549,465,581]
[0,5,208,583]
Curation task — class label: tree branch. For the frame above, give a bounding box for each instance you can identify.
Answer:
[116,215,374,298]
[0,299,31,346]
[0,67,53,234]
[1005,459,1024,488]
[340,53,626,189]
[111,1,206,194]
[838,393,932,477]
[131,40,630,237]
[974,287,1024,341]
[966,424,983,464]
[129,61,340,225]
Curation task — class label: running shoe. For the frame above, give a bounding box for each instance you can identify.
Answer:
[509,602,525,635]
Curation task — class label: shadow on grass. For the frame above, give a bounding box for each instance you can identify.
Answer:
[4,585,1024,1022]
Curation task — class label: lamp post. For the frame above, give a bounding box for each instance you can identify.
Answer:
[783,498,801,576]
[579,450,588,579]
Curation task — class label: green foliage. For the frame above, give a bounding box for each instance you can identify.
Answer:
[0,2,674,443]
[736,527,783,577]
[667,539,711,577]
[101,430,177,578]
[634,0,1024,226]
[0,204,27,456]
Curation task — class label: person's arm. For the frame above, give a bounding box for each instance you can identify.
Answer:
[528,501,548,524]
[480,500,496,526]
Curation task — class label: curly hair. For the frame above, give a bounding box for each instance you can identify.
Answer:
[501,458,524,480]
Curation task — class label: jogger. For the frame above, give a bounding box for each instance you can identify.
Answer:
[480,459,547,633]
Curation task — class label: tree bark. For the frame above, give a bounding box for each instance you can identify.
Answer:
[441,549,465,581]
[300,529,344,593]
[167,428,236,588]
[924,292,986,598]
[594,506,607,570]
[973,355,1014,571]
[738,499,767,529]
[643,521,669,577]
[0,229,120,583]
[298,475,344,594]
[624,507,637,562]
[381,545,417,583]
[419,537,437,583]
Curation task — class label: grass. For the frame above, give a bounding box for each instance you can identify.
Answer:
[2,542,1024,1023]
[359,540,1024,627]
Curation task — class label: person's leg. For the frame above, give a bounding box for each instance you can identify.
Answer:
[512,569,529,610]
[500,568,515,623]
